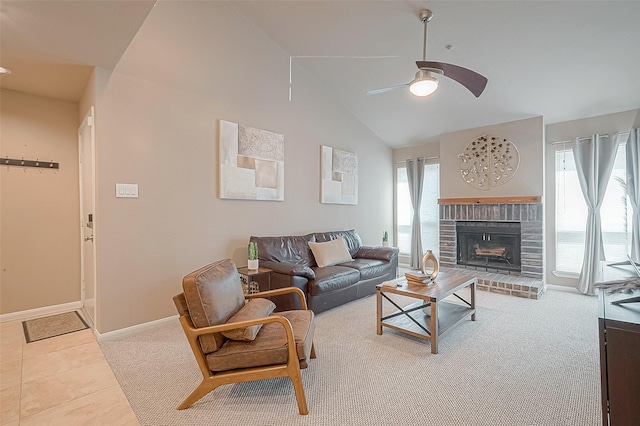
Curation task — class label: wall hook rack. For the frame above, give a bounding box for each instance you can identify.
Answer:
[3,157,59,169]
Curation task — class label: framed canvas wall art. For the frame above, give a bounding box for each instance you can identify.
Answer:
[219,120,284,201]
[320,145,358,205]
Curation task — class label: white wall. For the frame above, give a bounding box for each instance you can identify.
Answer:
[392,142,440,164]
[440,116,544,199]
[544,108,640,287]
[91,2,393,333]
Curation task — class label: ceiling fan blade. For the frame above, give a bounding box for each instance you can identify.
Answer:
[416,61,488,97]
[366,83,409,96]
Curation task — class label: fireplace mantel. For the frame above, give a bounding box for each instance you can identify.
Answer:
[438,196,542,205]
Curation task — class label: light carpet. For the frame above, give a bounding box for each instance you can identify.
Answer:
[22,311,89,343]
[100,288,601,426]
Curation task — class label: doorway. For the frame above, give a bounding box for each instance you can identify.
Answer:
[79,107,96,327]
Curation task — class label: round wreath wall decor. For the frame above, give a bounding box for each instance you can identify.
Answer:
[458,135,520,190]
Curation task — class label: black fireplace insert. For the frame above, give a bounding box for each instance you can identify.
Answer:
[456,221,521,272]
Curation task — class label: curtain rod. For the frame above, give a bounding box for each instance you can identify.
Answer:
[550,131,630,145]
[395,155,440,164]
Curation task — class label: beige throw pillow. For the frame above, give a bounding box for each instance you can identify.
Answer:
[309,237,353,267]
[221,298,276,341]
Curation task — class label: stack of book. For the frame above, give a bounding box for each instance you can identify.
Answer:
[405,272,434,285]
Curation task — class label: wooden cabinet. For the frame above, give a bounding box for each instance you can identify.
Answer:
[598,267,640,426]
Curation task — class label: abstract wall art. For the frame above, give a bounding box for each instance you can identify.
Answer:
[320,145,358,205]
[219,120,284,201]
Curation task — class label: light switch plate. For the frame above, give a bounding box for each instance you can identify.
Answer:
[115,183,139,198]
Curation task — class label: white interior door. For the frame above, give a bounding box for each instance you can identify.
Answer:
[79,107,96,327]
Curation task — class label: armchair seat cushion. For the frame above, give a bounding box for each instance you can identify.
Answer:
[206,310,315,372]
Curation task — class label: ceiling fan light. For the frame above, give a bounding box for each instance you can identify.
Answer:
[409,73,438,97]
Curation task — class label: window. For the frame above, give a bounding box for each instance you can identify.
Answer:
[396,162,440,257]
[555,142,632,274]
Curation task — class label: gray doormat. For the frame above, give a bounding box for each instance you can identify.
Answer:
[22,311,90,343]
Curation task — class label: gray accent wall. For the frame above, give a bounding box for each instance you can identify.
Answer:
[85,2,394,333]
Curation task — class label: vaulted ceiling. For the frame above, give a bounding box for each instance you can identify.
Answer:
[2,1,639,148]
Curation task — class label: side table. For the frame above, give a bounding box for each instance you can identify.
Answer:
[237,266,272,294]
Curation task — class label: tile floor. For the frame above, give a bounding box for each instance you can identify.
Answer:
[1,318,138,425]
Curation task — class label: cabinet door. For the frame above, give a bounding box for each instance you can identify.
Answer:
[606,323,640,425]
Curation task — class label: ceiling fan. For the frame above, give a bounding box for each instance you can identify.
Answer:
[367,9,488,98]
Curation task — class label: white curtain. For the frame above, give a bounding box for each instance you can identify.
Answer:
[627,128,640,262]
[573,134,620,295]
[406,158,425,269]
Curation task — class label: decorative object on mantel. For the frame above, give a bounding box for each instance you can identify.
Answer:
[405,250,439,285]
[219,120,284,201]
[382,231,389,247]
[320,145,358,205]
[3,157,59,169]
[458,135,520,191]
[247,241,259,270]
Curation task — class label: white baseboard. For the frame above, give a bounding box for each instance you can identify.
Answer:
[0,301,83,323]
[546,284,580,293]
[96,315,179,342]
[2,303,179,343]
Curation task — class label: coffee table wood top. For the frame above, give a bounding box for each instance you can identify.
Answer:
[379,270,476,301]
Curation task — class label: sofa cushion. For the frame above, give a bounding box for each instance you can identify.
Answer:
[221,298,276,341]
[206,309,315,372]
[338,258,390,280]
[355,245,399,261]
[260,260,315,279]
[308,265,360,296]
[314,229,362,257]
[182,258,245,353]
[251,234,316,265]
[309,237,353,267]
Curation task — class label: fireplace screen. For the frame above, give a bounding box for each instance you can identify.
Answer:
[456,221,521,272]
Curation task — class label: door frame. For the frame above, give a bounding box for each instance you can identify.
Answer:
[78,106,97,328]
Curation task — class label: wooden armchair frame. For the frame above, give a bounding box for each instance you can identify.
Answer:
[175,286,316,415]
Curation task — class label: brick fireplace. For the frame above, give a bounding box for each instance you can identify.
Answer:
[439,197,545,299]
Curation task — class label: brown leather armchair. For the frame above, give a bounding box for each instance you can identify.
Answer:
[173,258,316,415]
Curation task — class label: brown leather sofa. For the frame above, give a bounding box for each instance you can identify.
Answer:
[250,229,399,314]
